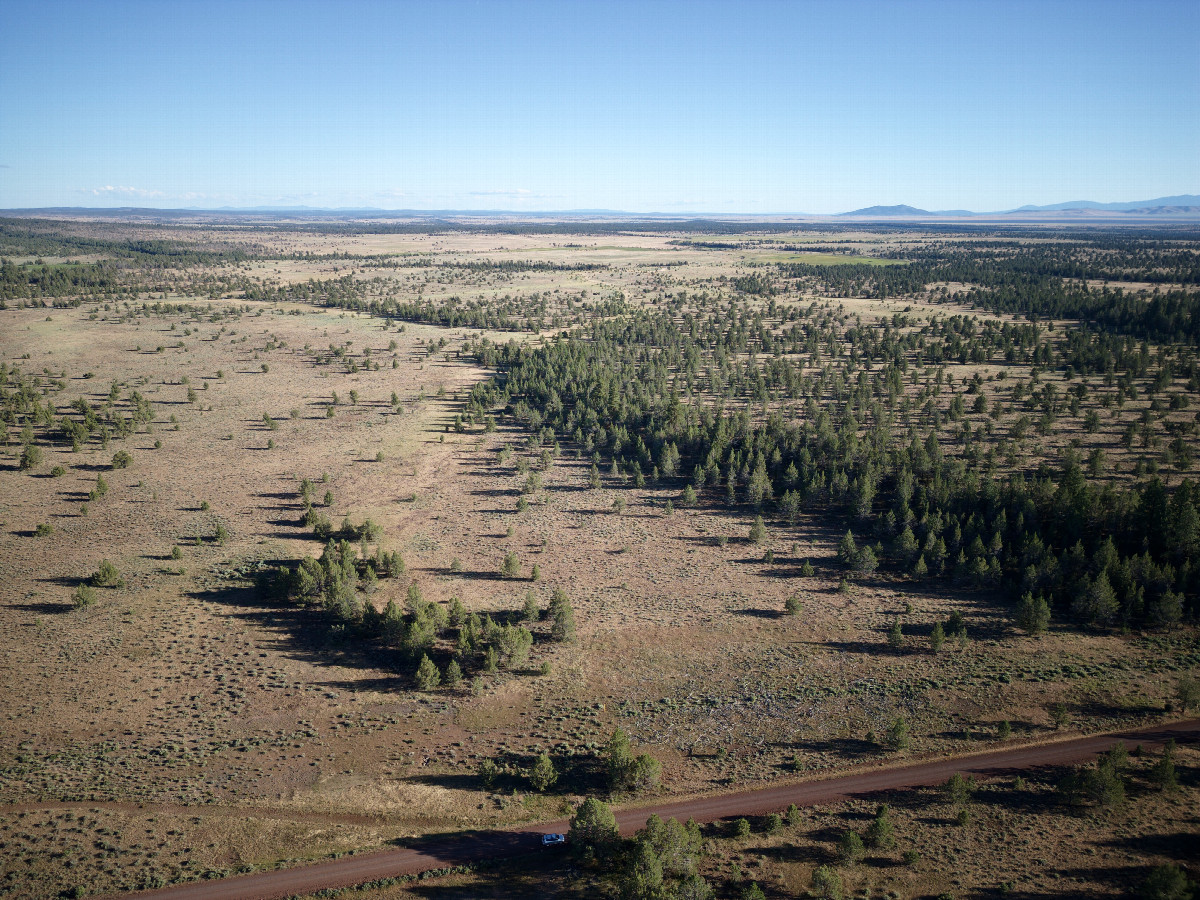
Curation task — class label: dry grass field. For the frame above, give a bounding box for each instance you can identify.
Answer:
[1,218,1197,898]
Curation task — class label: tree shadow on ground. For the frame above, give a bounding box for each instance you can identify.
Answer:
[193,580,414,689]
[1073,696,1164,720]
[734,607,785,620]
[399,847,556,898]
[544,482,588,493]
[995,864,1153,900]
[814,639,904,657]
[264,530,326,541]
[788,736,879,759]
[455,570,519,582]
[37,575,87,587]
[256,490,301,502]
[744,840,832,867]
[469,487,518,498]
[885,579,1018,641]
[10,600,74,615]
[1099,829,1200,860]
[408,751,608,799]
[189,567,548,699]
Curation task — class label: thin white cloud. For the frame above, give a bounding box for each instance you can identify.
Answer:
[467,188,534,197]
[81,185,167,199]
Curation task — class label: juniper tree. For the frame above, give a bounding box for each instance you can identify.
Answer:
[568,797,619,859]
[930,621,945,652]
[415,654,440,690]
[945,772,976,805]
[838,830,864,862]
[780,489,801,524]
[628,753,662,792]
[549,587,575,642]
[72,584,97,608]
[500,551,521,578]
[18,444,42,471]
[863,804,895,849]
[837,530,858,566]
[91,560,124,588]
[748,515,767,545]
[855,545,878,574]
[523,590,540,622]
[1178,675,1199,712]
[605,727,632,790]
[1148,740,1178,791]
[529,751,557,792]
[1017,592,1051,635]
[883,716,910,750]
[810,866,844,900]
[622,840,664,899]
[1139,864,1190,900]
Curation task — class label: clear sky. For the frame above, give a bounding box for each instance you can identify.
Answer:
[1,0,1196,213]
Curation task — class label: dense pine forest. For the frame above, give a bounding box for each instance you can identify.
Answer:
[297,224,1200,636]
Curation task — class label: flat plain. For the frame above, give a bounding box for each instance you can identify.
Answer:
[0,216,1197,899]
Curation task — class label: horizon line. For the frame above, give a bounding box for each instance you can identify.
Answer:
[4,205,1200,223]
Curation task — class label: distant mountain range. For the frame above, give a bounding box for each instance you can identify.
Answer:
[838,204,974,217]
[840,195,1200,217]
[1009,195,1200,212]
[3,195,1198,221]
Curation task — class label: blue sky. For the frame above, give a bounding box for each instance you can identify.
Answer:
[1,0,1196,213]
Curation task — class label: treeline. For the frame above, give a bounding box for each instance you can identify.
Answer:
[306,283,631,333]
[429,259,607,274]
[777,239,1200,344]
[462,310,1195,631]
[906,240,1200,285]
[967,285,1200,346]
[0,220,250,267]
[338,256,608,273]
[0,258,121,300]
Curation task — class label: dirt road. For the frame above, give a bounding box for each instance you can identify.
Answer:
[118,718,1199,900]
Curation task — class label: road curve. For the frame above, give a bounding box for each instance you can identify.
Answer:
[116,718,1199,900]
